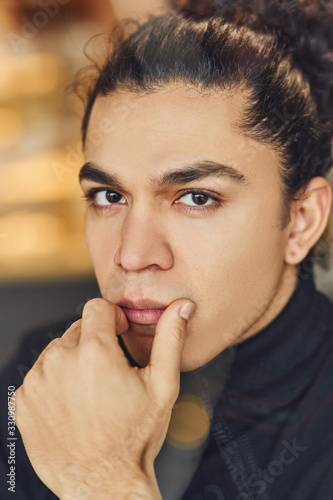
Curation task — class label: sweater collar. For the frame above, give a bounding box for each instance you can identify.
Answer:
[225,259,327,406]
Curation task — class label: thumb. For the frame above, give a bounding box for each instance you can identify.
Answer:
[148,300,196,403]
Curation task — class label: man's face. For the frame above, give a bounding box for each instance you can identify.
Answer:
[81,86,294,371]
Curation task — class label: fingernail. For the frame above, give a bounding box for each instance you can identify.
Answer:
[179,302,196,321]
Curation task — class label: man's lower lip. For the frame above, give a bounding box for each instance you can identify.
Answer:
[122,308,165,324]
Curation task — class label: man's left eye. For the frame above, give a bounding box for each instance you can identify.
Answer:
[178,191,217,207]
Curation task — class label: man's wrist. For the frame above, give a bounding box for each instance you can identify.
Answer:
[107,473,163,500]
[61,470,162,500]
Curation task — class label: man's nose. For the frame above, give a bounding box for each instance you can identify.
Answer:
[113,206,174,272]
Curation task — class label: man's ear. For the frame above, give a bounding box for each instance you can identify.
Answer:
[284,177,332,265]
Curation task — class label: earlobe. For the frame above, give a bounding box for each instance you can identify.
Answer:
[284,177,333,266]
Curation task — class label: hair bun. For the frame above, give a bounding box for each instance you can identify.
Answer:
[170,0,333,131]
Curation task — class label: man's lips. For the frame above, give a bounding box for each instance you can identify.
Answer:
[117,299,169,325]
[121,307,165,325]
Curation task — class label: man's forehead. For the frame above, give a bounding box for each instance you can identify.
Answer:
[86,85,246,134]
[84,87,280,187]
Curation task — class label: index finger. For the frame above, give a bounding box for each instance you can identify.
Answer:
[80,298,129,348]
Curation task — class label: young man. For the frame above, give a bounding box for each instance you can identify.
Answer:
[1,2,333,499]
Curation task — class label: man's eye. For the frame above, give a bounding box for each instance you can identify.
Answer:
[83,188,222,213]
[94,190,125,206]
[82,189,126,212]
[177,191,218,207]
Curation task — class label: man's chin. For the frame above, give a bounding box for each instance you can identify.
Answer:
[120,322,194,372]
[120,325,156,368]
[127,321,157,334]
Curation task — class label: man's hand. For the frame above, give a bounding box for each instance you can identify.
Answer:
[14,298,195,500]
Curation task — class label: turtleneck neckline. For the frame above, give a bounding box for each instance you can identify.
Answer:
[225,262,330,408]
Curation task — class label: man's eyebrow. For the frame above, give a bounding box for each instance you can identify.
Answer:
[79,160,247,189]
[79,162,124,191]
[150,160,247,188]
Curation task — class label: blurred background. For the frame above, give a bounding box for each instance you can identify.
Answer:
[0,0,332,372]
[0,0,123,370]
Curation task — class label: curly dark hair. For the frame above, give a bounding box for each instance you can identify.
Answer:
[75,0,333,268]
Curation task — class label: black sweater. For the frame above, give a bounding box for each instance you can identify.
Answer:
[1,263,333,500]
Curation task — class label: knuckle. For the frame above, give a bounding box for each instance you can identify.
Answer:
[63,320,81,343]
[48,337,62,349]
[82,298,107,318]
[40,338,63,363]
[21,367,40,393]
[67,319,81,332]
